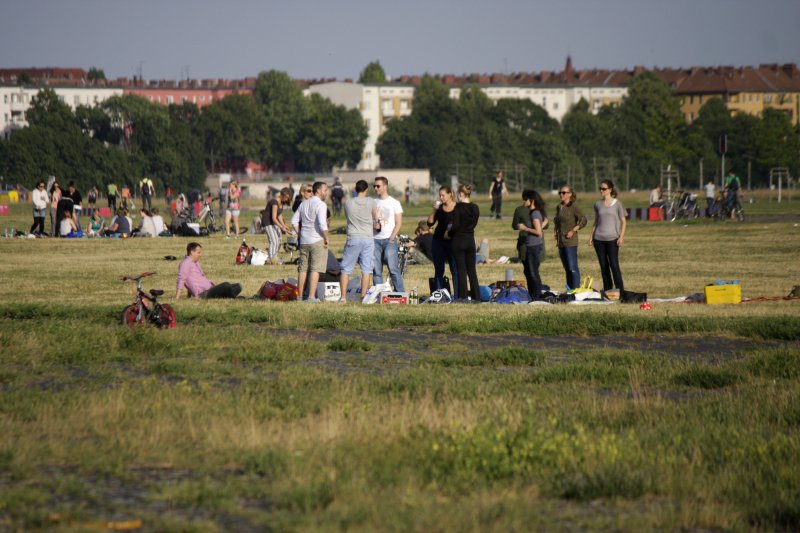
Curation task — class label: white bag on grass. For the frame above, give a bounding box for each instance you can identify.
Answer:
[361,282,393,304]
[250,249,269,266]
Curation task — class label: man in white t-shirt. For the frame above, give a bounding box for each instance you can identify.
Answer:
[372,176,405,291]
[291,181,330,302]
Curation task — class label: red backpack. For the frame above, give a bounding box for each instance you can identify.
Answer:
[235,240,252,265]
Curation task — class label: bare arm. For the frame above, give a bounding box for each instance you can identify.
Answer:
[390,213,402,241]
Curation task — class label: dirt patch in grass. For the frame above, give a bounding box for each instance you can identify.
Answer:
[280,328,784,362]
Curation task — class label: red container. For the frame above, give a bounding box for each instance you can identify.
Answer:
[648,207,664,221]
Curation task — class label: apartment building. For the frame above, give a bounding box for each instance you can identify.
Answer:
[658,64,800,125]
[123,78,256,108]
[307,82,415,170]
[308,60,629,170]
[0,85,123,138]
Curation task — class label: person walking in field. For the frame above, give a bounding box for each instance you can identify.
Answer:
[590,179,627,292]
[107,181,118,211]
[139,176,155,212]
[489,170,508,219]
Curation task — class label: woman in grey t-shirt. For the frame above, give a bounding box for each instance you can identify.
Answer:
[589,179,627,292]
[517,190,547,300]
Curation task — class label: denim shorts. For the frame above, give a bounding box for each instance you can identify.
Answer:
[340,237,375,275]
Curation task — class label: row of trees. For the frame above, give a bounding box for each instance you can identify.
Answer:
[0,71,367,193]
[1,67,798,194]
[378,72,800,191]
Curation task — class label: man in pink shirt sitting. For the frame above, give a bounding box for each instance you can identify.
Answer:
[175,242,242,299]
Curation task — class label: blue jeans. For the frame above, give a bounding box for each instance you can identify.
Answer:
[558,246,581,291]
[432,237,458,296]
[373,238,405,291]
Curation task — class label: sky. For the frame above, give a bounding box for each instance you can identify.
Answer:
[2,0,799,81]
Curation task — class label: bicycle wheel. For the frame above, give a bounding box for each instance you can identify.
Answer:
[121,305,143,327]
[153,304,176,329]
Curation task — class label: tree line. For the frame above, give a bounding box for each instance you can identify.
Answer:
[1,69,797,195]
[377,72,800,192]
[0,71,367,193]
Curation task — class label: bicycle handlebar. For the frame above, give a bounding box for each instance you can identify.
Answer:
[121,272,156,282]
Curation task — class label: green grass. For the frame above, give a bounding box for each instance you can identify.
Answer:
[0,196,799,530]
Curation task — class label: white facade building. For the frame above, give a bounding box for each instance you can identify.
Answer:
[307,82,414,171]
[308,81,627,171]
[1,85,122,138]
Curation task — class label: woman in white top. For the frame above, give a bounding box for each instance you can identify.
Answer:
[589,179,627,292]
[30,180,49,235]
[151,208,166,235]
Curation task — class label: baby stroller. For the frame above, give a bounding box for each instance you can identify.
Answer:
[670,191,699,221]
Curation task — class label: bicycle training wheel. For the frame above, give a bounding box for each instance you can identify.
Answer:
[121,305,143,327]
[154,304,176,329]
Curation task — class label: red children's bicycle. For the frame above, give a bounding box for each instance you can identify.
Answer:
[120,272,176,329]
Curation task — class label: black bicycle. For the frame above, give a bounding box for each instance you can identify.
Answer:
[397,234,418,274]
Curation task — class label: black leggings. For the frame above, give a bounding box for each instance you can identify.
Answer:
[593,240,624,291]
[451,236,480,301]
[30,216,45,234]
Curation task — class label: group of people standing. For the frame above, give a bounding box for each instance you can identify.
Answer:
[427,178,627,302]
[264,174,628,303]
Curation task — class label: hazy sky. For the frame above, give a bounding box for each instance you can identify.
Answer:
[3,0,799,81]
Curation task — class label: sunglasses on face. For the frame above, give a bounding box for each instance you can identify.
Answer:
[559,191,570,195]
[599,187,609,191]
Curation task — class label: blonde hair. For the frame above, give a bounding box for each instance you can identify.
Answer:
[457,184,473,198]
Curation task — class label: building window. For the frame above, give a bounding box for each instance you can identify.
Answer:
[74,95,80,105]
[553,102,558,110]
[58,95,65,102]
[181,96,188,103]
[765,94,772,103]
[167,96,174,104]
[3,95,6,103]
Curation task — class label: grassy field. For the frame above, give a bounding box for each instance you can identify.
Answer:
[0,191,799,531]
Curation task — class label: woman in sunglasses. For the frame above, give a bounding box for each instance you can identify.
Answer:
[553,185,587,291]
[589,179,626,292]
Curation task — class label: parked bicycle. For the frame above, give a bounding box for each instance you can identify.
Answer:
[121,272,176,329]
[397,234,418,274]
[195,198,221,233]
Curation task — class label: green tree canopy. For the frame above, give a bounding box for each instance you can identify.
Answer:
[358,61,387,84]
